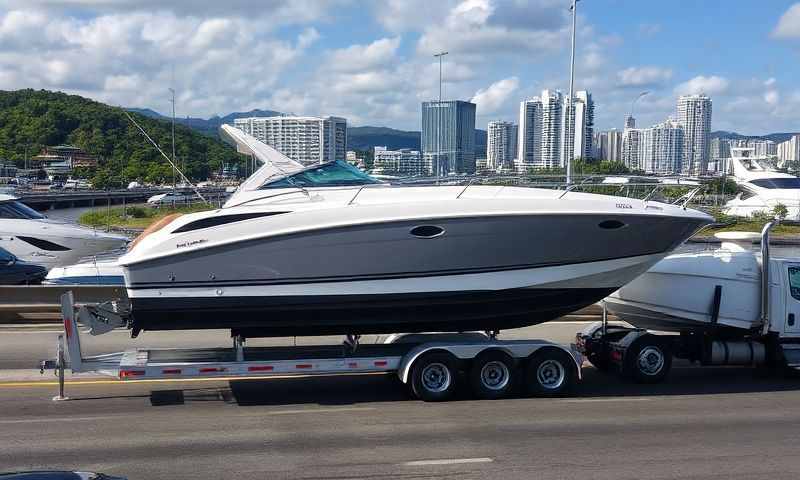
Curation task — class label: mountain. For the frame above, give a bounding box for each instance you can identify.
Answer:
[0,89,242,187]
[125,107,283,137]
[711,130,798,143]
[348,125,488,157]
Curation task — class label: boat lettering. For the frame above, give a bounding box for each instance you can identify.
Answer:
[176,239,208,248]
[615,203,633,209]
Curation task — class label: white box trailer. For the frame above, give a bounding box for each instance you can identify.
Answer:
[42,292,584,402]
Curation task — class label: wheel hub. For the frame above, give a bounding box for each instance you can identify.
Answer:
[637,346,665,376]
[536,359,565,390]
[480,361,510,390]
[421,362,451,392]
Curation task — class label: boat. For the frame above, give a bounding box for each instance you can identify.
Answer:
[603,232,764,332]
[0,246,47,284]
[0,194,129,270]
[114,125,713,338]
[724,147,800,220]
[43,252,125,285]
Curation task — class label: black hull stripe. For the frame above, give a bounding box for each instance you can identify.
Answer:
[127,250,664,290]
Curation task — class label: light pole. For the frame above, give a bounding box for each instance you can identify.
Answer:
[168,88,176,189]
[434,51,448,178]
[566,0,578,186]
[630,90,649,122]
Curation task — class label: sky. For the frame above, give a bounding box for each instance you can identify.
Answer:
[1,0,799,135]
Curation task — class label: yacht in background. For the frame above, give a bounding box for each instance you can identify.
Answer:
[724,147,800,220]
[0,194,129,270]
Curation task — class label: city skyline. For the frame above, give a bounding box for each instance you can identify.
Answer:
[0,2,797,136]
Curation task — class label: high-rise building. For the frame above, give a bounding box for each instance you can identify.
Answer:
[710,138,731,162]
[233,116,347,165]
[517,99,542,170]
[778,135,800,163]
[540,89,563,169]
[597,129,623,162]
[372,146,427,176]
[748,139,777,157]
[676,94,712,174]
[639,119,684,175]
[421,100,477,175]
[622,128,641,170]
[487,121,518,171]
[561,90,594,164]
[624,115,636,129]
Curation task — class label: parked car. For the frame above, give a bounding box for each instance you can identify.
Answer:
[147,189,199,206]
[0,247,47,284]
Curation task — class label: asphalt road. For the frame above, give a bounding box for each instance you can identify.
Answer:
[2,323,800,479]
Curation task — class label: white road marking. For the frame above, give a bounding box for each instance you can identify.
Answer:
[266,407,376,415]
[0,415,122,425]
[561,397,652,403]
[402,458,494,466]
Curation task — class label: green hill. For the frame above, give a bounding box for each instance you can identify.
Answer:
[0,89,243,188]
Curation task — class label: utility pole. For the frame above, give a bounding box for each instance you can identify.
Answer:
[169,88,176,189]
[566,0,578,186]
[434,51,448,178]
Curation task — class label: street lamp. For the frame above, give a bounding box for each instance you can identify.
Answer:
[566,0,579,186]
[168,88,177,189]
[434,51,448,178]
[631,90,649,120]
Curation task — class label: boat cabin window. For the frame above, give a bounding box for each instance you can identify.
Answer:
[738,188,756,201]
[260,160,381,189]
[750,178,800,189]
[788,267,800,301]
[0,248,14,264]
[0,201,46,220]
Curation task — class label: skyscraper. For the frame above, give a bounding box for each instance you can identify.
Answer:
[233,116,347,165]
[624,115,636,129]
[517,99,542,170]
[677,94,712,174]
[597,129,623,162]
[639,119,684,174]
[561,90,594,164]
[778,135,800,163]
[421,100,477,175]
[487,121,518,171]
[540,89,563,169]
[622,128,641,170]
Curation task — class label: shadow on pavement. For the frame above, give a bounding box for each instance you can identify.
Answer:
[145,365,800,407]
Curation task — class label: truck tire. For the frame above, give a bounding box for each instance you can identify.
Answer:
[469,350,516,400]
[625,337,672,384]
[410,351,459,402]
[524,348,577,397]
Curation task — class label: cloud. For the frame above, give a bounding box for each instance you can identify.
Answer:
[328,37,401,73]
[471,76,519,115]
[765,90,780,106]
[674,75,730,96]
[638,23,661,36]
[765,77,777,87]
[773,3,800,38]
[617,66,672,88]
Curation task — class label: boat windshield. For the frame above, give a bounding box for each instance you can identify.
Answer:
[260,160,381,189]
[0,200,46,219]
[750,178,800,189]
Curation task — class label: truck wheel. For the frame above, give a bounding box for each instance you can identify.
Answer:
[625,339,672,384]
[524,348,577,397]
[410,352,459,402]
[469,351,515,400]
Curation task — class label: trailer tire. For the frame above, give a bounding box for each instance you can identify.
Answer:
[410,351,459,402]
[625,338,672,384]
[469,350,516,400]
[524,348,577,397]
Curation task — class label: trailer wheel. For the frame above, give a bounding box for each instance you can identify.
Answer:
[625,338,672,384]
[524,348,577,397]
[410,351,459,402]
[469,351,515,400]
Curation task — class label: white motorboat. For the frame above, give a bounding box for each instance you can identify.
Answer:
[604,232,765,332]
[114,126,713,338]
[724,147,800,220]
[0,194,129,270]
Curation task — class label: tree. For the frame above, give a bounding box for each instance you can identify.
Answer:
[773,203,788,221]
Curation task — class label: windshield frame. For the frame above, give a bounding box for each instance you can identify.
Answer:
[259,160,382,190]
[0,200,47,220]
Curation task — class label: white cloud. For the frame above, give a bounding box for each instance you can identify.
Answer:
[765,77,777,87]
[328,37,401,73]
[674,75,730,96]
[773,3,800,38]
[638,23,661,36]
[471,76,519,114]
[617,66,672,87]
[765,90,780,106]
